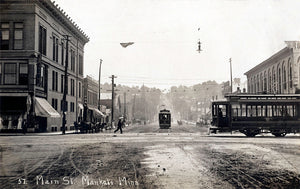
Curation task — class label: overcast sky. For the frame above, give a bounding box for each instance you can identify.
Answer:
[55,0,300,89]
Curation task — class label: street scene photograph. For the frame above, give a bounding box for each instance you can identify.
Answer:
[0,0,300,188]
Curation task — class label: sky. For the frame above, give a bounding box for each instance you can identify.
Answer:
[54,0,300,89]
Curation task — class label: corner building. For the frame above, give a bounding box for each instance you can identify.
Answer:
[0,0,89,132]
[245,41,300,94]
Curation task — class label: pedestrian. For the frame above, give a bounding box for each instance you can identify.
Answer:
[114,117,123,134]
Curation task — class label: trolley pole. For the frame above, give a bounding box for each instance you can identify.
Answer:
[62,35,71,135]
[110,75,117,127]
[230,58,233,93]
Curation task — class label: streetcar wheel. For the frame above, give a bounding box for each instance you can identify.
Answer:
[242,129,260,137]
[272,132,286,137]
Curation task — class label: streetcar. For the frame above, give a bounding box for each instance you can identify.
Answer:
[159,109,171,129]
[210,93,300,137]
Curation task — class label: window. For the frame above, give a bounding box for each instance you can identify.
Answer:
[268,69,271,93]
[283,66,287,90]
[71,49,75,72]
[52,35,58,62]
[289,60,293,88]
[36,64,45,88]
[14,23,23,49]
[39,25,47,55]
[61,74,64,93]
[0,23,9,50]
[79,82,82,98]
[52,71,58,91]
[79,55,83,75]
[61,41,64,66]
[4,63,16,84]
[70,78,75,96]
[19,63,28,85]
[0,64,2,84]
[263,72,267,92]
[278,67,281,93]
[52,98,58,110]
[70,102,75,112]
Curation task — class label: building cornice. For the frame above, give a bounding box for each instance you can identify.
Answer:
[244,46,292,76]
[38,0,90,44]
[1,0,90,44]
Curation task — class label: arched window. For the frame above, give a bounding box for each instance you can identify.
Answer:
[268,69,271,93]
[257,75,260,93]
[260,73,263,92]
[254,76,256,93]
[272,66,276,93]
[264,71,267,92]
[283,64,287,90]
[278,64,281,93]
[250,78,252,93]
[289,58,292,88]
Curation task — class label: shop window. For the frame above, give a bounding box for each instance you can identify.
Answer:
[19,63,28,85]
[4,63,17,84]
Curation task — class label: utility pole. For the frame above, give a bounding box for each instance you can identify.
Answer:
[230,58,233,93]
[98,59,102,110]
[62,35,71,135]
[124,92,126,119]
[109,75,117,127]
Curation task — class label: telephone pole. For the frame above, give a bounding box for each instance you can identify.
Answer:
[62,35,71,135]
[230,58,233,93]
[124,92,126,119]
[98,59,102,110]
[110,75,117,127]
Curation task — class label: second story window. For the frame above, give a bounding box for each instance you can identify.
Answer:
[61,41,64,66]
[70,78,75,96]
[0,23,10,50]
[14,22,23,50]
[4,63,16,84]
[79,82,82,98]
[36,64,45,88]
[52,70,58,92]
[39,25,47,55]
[19,63,28,85]
[71,49,75,72]
[52,35,58,62]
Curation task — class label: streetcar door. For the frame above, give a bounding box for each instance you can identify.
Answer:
[212,104,228,127]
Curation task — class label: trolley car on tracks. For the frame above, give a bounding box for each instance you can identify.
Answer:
[210,93,300,137]
[159,109,171,129]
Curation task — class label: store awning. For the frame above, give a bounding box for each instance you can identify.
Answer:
[35,97,60,118]
[78,103,83,110]
[92,108,105,118]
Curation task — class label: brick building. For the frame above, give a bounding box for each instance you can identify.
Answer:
[0,0,89,132]
[245,41,300,94]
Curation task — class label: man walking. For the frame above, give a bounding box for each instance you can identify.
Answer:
[114,117,123,134]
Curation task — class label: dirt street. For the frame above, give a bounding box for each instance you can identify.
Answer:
[0,123,299,189]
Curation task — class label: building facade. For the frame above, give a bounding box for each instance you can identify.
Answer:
[0,0,89,132]
[245,41,300,94]
[82,76,105,124]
